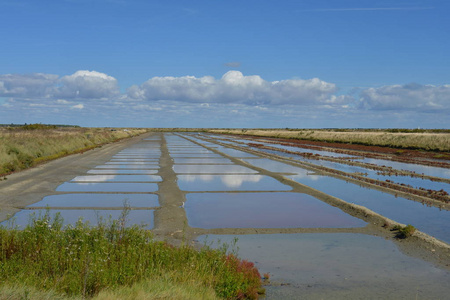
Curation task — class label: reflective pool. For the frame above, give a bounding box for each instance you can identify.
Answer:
[185,193,366,228]
[173,158,233,164]
[87,169,159,174]
[105,162,159,165]
[197,234,450,299]
[177,175,292,191]
[214,147,258,157]
[169,153,223,157]
[95,165,159,169]
[28,193,159,208]
[56,182,159,192]
[4,209,154,229]
[71,175,162,182]
[173,165,258,174]
[243,159,450,243]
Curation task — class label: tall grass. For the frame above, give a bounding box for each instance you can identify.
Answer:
[0,126,148,175]
[0,210,263,299]
[209,129,450,152]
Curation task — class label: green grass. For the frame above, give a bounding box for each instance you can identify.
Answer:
[0,210,263,299]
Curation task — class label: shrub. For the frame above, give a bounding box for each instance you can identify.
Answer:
[392,224,416,239]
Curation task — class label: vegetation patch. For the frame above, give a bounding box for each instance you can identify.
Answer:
[392,224,417,239]
[208,129,450,152]
[0,210,263,299]
[0,125,148,176]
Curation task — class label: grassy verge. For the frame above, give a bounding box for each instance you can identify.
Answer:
[0,210,263,299]
[208,129,450,152]
[0,125,148,176]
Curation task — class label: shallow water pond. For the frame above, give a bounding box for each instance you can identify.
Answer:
[185,193,366,228]
[177,175,292,191]
[197,233,450,299]
[173,165,258,174]
[28,193,159,208]
[87,169,159,174]
[95,165,159,169]
[214,146,258,157]
[169,153,223,158]
[110,158,159,162]
[4,209,154,229]
[56,182,159,192]
[71,175,162,182]
[105,162,159,165]
[242,159,450,243]
[173,158,233,164]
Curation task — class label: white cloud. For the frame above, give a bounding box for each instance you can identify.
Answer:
[0,70,119,101]
[0,73,58,97]
[57,70,120,99]
[359,83,450,111]
[127,71,337,105]
[71,104,84,110]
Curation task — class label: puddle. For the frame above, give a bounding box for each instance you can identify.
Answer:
[28,193,159,208]
[173,158,233,164]
[3,209,154,229]
[185,193,366,228]
[71,175,162,182]
[56,182,159,192]
[242,159,450,242]
[177,175,292,191]
[197,234,450,299]
[173,165,258,174]
[87,169,158,174]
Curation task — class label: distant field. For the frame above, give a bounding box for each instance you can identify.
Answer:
[0,125,148,176]
[208,129,450,152]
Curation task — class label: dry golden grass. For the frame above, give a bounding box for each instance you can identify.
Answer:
[209,129,450,152]
[0,127,148,175]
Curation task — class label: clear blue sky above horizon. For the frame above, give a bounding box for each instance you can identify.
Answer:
[1,0,449,128]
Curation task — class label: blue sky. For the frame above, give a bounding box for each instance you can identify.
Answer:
[1,0,449,128]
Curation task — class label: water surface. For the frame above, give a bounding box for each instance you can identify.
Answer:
[4,209,154,229]
[28,193,159,208]
[197,234,450,299]
[185,193,366,228]
[56,182,159,192]
[177,175,292,191]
